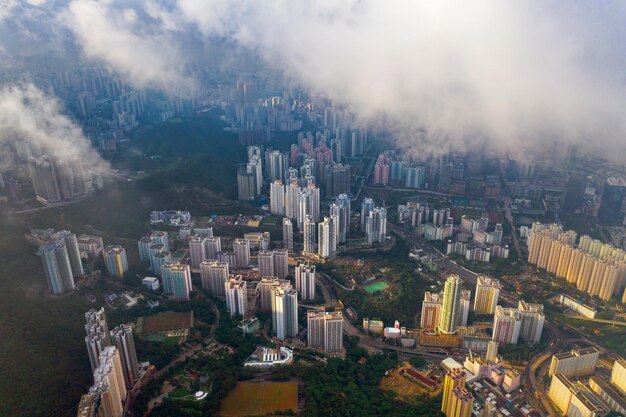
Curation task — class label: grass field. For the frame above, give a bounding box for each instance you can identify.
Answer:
[364,281,390,294]
[219,381,298,416]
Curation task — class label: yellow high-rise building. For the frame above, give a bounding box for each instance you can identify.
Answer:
[473,276,500,315]
[441,368,466,415]
[446,387,474,417]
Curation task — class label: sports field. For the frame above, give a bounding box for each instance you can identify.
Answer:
[364,281,389,294]
[219,381,298,416]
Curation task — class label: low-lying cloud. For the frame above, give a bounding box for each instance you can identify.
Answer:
[3,1,626,159]
[0,83,110,172]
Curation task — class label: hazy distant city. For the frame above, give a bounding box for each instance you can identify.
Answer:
[0,2,625,417]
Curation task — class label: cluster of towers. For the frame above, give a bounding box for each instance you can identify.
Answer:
[528,222,626,302]
[39,230,84,294]
[79,308,139,417]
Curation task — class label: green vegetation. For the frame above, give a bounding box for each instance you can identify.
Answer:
[0,220,92,417]
[338,241,432,326]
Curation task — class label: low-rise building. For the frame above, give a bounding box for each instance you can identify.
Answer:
[243,346,294,368]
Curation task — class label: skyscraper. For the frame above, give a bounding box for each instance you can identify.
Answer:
[307,311,343,352]
[296,261,316,300]
[237,167,257,201]
[225,275,248,317]
[54,230,84,277]
[29,156,61,204]
[492,306,522,345]
[365,207,387,244]
[85,308,111,372]
[318,216,337,258]
[270,180,286,216]
[259,277,288,310]
[103,246,128,279]
[360,197,375,232]
[200,260,229,297]
[40,240,75,294]
[473,276,500,314]
[334,194,351,243]
[303,215,316,254]
[271,282,298,340]
[285,180,301,220]
[421,292,443,329]
[205,236,222,260]
[266,150,287,182]
[282,218,294,250]
[439,274,463,334]
[84,346,126,417]
[109,325,139,390]
[161,262,192,300]
[272,249,289,279]
[233,239,251,268]
[188,236,207,269]
[441,368,467,416]
[258,250,274,277]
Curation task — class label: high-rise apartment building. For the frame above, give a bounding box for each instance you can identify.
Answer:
[307,311,343,352]
[548,373,602,417]
[54,230,84,277]
[517,300,545,343]
[473,276,500,315]
[85,308,111,372]
[270,180,286,216]
[318,216,336,258]
[40,240,75,294]
[303,215,316,254]
[258,250,274,277]
[225,275,248,317]
[611,359,626,395]
[549,347,599,378]
[84,346,127,417]
[103,246,128,279]
[282,218,294,250]
[439,275,463,334]
[109,325,139,390]
[334,194,351,243]
[365,207,387,244]
[233,239,251,268]
[200,260,229,297]
[421,292,443,330]
[360,198,375,232]
[259,277,288,310]
[161,262,192,300]
[441,368,467,416]
[295,261,316,300]
[188,236,207,269]
[492,306,521,345]
[271,282,298,340]
[272,249,289,279]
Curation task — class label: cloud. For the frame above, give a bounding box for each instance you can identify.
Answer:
[0,83,110,173]
[3,1,626,160]
[61,0,196,92]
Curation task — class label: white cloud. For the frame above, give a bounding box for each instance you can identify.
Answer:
[0,83,110,172]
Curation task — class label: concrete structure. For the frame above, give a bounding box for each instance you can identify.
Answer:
[200,260,229,297]
[244,346,294,368]
[282,218,294,250]
[109,325,139,390]
[421,292,443,330]
[272,249,289,279]
[142,277,160,290]
[473,276,500,315]
[303,215,316,254]
[40,240,75,294]
[365,207,387,244]
[307,311,343,352]
[258,250,274,278]
[549,348,600,378]
[83,346,127,417]
[161,262,192,301]
[233,239,251,268]
[103,246,128,279]
[611,359,626,395]
[271,282,298,340]
[548,373,603,417]
[588,376,626,415]
[439,275,463,334]
[318,216,336,258]
[295,261,316,300]
[225,275,247,317]
[558,294,597,319]
[492,306,521,345]
[84,308,111,372]
[270,180,286,216]
[441,368,468,416]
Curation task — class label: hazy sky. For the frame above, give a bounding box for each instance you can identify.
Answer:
[1,0,626,160]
